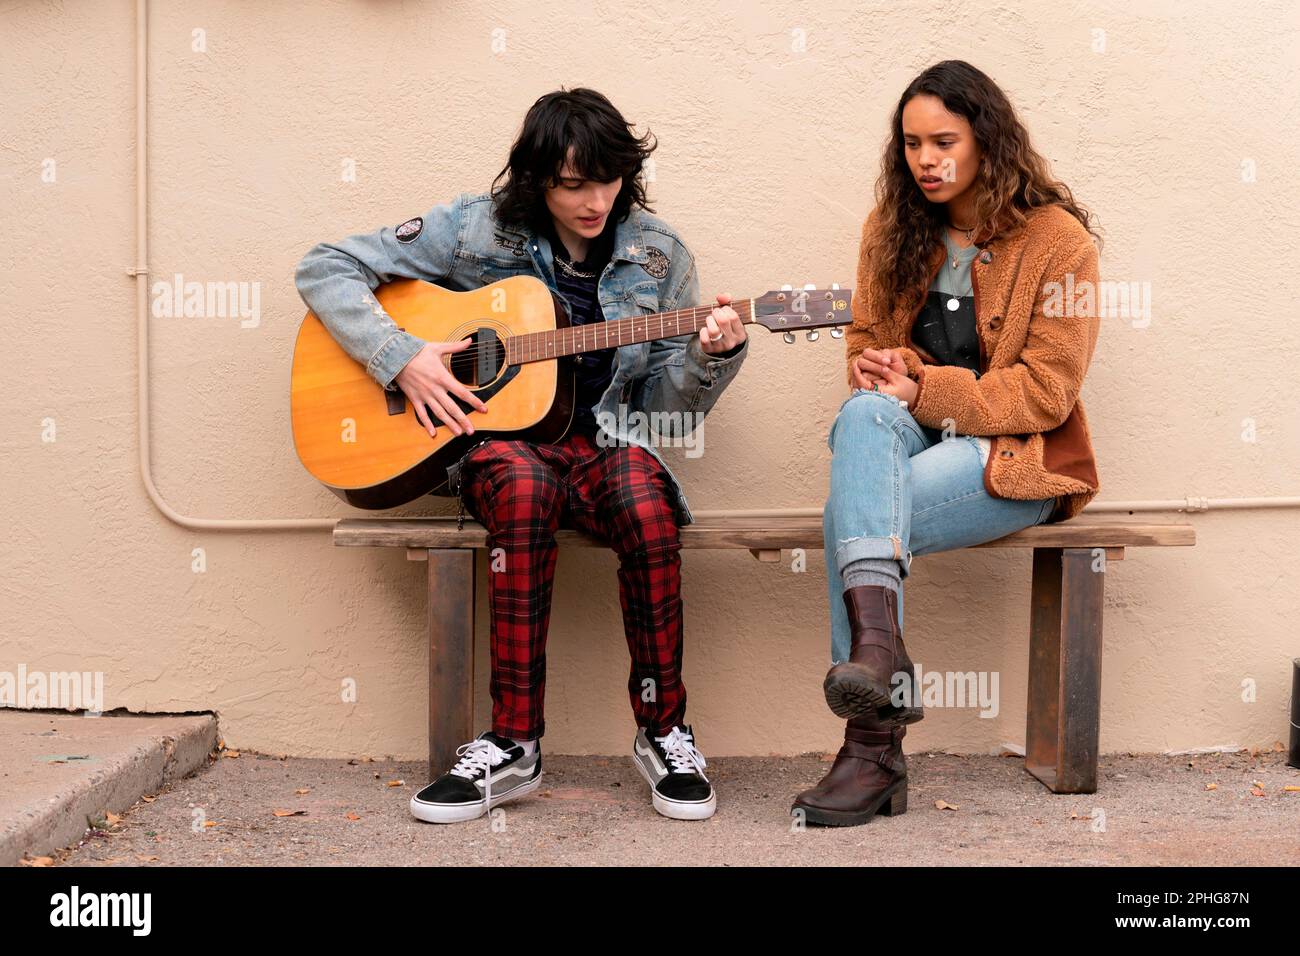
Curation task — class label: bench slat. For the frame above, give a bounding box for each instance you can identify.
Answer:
[335,516,1195,550]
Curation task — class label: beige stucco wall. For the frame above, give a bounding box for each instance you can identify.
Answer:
[3,0,1297,760]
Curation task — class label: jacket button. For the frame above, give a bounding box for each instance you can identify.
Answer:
[978,249,993,264]
[988,315,1002,330]
[999,448,1014,459]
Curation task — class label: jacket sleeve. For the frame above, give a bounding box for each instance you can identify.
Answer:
[843,211,926,389]
[908,230,1100,435]
[293,197,463,389]
[634,250,749,422]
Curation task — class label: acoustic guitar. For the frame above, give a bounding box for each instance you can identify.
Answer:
[290,275,851,509]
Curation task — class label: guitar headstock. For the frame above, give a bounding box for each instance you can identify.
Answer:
[750,285,852,342]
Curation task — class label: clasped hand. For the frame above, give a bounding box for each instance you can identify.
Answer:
[850,347,918,406]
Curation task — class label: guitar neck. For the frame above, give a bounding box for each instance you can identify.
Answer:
[505,299,759,365]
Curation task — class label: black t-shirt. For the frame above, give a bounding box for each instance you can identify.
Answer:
[542,217,617,435]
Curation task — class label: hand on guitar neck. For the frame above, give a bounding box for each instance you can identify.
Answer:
[393,339,490,438]
[698,293,747,355]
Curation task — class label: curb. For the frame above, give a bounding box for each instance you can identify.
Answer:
[0,713,219,866]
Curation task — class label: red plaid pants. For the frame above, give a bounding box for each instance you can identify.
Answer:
[457,430,686,740]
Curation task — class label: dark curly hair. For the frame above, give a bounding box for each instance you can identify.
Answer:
[864,60,1103,324]
[491,87,656,232]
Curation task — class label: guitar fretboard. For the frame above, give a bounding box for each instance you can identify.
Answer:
[504,299,757,364]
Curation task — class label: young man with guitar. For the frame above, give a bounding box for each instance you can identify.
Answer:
[295,88,749,823]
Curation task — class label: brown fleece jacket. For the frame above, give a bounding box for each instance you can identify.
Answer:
[845,203,1101,522]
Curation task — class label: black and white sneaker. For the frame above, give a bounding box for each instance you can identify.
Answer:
[409,731,542,824]
[632,725,716,820]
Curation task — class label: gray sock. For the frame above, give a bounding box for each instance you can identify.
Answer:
[842,557,902,599]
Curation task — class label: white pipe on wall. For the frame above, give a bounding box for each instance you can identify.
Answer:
[133,0,333,532]
[130,0,1298,533]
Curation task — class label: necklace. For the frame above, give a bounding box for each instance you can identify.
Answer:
[555,255,596,280]
[947,221,977,268]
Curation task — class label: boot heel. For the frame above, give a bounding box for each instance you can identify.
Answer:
[878,781,907,816]
[875,700,925,725]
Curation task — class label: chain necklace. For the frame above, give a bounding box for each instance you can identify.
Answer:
[948,220,977,268]
[554,255,597,280]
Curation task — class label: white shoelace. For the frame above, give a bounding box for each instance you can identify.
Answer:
[449,738,510,810]
[656,727,707,776]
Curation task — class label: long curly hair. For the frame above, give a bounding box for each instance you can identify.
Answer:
[491,87,656,232]
[864,60,1102,324]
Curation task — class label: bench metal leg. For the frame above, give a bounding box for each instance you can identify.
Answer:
[1025,546,1104,793]
[427,548,475,778]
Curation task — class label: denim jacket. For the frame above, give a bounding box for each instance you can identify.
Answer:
[294,191,749,524]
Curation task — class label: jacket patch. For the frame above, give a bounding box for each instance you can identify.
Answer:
[395,217,423,243]
[494,232,527,256]
[641,247,670,279]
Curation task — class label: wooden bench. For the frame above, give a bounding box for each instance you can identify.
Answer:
[334,516,1195,794]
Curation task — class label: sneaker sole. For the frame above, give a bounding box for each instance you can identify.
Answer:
[633,753,717,821]
[409,772,543,824]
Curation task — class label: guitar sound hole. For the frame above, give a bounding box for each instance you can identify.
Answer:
[447,328,506,387]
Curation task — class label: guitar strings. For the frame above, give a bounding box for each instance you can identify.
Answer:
[431,303,759,366]
[504,304,759,364]
[426,293,845,367]
[432,300,773,365]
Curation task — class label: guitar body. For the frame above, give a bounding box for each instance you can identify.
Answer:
[291,275,851,511]
[291,275,575,510]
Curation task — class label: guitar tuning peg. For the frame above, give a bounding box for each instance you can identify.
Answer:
[803,283,816,291]
[830,327,844,338]
[805,330,819,342]
[782,331,796,344]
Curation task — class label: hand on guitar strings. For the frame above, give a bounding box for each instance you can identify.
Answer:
[393,340,490,438]
[850,347,919,407]
[699,293,748,355]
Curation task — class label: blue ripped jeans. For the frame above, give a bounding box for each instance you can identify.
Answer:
[824,388,1057,664]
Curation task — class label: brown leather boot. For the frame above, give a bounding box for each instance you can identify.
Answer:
[790,715,907,826]
[823,584,923,724]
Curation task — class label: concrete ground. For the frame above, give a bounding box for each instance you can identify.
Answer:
[16,729,1298,866]
[0,710,216,867]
